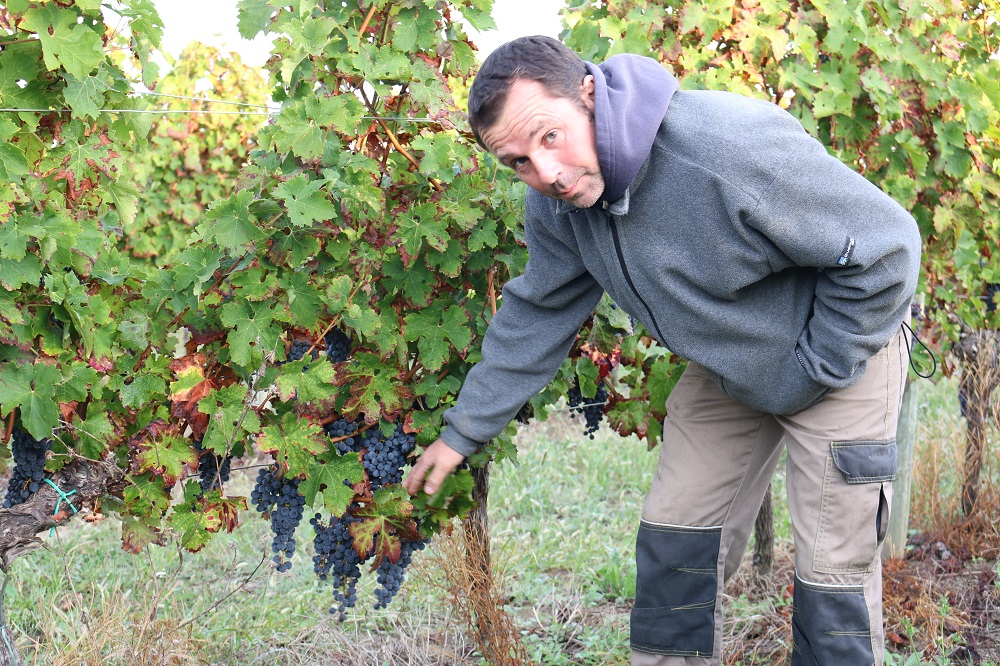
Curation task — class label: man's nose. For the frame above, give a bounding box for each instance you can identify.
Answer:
[534,153,561,187]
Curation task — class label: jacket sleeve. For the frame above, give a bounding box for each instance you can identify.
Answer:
[439,197,605,456]
[746,132,922,389]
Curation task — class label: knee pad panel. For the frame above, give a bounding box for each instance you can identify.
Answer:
[792,576,874,666]
[631,521,721,657]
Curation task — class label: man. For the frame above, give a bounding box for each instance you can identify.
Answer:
[402,35,921,665]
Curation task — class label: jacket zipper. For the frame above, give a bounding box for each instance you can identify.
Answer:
[607,217,669,344]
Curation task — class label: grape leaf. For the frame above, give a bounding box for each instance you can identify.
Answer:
[219,299,283,369]
[169,497,217,553]
[236,0,273,39]
[274,174,339,227]
[274,357,337,404]
[256,412,328,478]
[349,486,417,565]
[198,384,260,456]
[135,431,198,486]
[299,448,364,516]
[195,190,263,253]
[21,5,105,79]
[0,361,61,440]
[402,301,472,372]
[334,352,414,425]
[121,514,163,554]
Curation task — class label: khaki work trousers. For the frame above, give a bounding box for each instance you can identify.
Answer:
[631,326,909,666]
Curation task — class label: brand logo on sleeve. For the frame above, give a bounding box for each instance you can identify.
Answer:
[837,236,855,266]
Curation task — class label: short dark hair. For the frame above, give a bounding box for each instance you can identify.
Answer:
[468,35,588,149]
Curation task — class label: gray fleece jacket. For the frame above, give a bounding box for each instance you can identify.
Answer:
[440,54,922,457]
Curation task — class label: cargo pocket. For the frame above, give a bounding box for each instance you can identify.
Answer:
[814,440,897,575]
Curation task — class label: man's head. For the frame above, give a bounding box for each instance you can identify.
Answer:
[468,36,606,208]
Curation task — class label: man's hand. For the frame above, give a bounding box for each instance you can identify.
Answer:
[403,438,465,496]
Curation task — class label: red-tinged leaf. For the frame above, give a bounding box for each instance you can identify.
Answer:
[133,427,198,487]
[199,492,248,533]
[349,487,419,567]
[334,352,413,425]
[121,515,164,554]
[886,632,909,647]
[169,354,216,437]
[256,412,328,478]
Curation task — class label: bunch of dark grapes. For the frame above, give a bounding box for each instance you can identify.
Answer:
[359,423,415,490]
[374,538,426,609]
[311,509,367,620]
[193,439,232,495]
[514,402,533,425]
[281,338,319,370]
[567,379,608,439]
[251,464,305,572]
[2,427,51,508]
[985,283,999,314]
[325,329,351,363]
[324,417,360,455]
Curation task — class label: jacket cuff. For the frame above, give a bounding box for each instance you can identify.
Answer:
[439,427,483,458]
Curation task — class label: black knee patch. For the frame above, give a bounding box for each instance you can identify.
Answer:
[630,521,720,657]
[792,576,874,666]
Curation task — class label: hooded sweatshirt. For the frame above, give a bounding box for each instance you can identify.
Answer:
[439,54,922,457]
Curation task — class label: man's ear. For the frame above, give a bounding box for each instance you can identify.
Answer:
[581,74,596,112]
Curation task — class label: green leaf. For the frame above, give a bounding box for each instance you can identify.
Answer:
[299,448,364,515]
[575,357,600,399]
[0,254,42,291]
[402,301,472,372]
[169,495,215,552]
[219,300,283,369]
[398,202,449,258]
[21,5,105,79]
[120,373,167,408]
[257,412,328,478]
[135,431,197,486]
[0,142,30,181]
[196,190,263,252]
[0,362,61,440]
[198,384,260,455]
[64,70,112,119]
[274,174,339,227]
[237,0,274,39]
[274,357,337,403]
[647,356,685,419]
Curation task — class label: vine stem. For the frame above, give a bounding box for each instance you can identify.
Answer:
[486,266,498,317]
[304,277,367,358]
[2,413,11,447]
[360,90,442,192]
[358,4,378,37]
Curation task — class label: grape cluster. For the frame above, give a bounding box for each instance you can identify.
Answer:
[311,509,367,620]
[2,427,51,508]
[325,329,351,363]
[567,379,608,439]
[286,338,318,365]
[985,283,998,314]
[194,439,232,495]
[374,538,426,609]
[324,417,360,455]
[251,464,305,572]
[360,423,415,490]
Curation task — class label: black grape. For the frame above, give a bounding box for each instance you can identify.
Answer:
[325,328,351,363]
[360,423,415,491]
[567,379,608,439]
[311,508,368,620]
[985,283,998,314]
[193,439,231,495]
[373,538,426,610]
[324,417,360,455]
[251,464,305,572]
[3,427,51,508]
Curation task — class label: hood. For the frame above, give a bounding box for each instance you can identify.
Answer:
[585,54,679,205]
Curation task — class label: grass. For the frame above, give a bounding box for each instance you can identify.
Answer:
[2,378,998,664]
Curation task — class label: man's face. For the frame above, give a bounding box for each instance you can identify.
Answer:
[480,77,605,208]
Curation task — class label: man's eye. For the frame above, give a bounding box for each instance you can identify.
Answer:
[544,131,557,143]
[511,157,528,169]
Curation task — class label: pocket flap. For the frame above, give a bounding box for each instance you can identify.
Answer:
[830,440,897,484]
